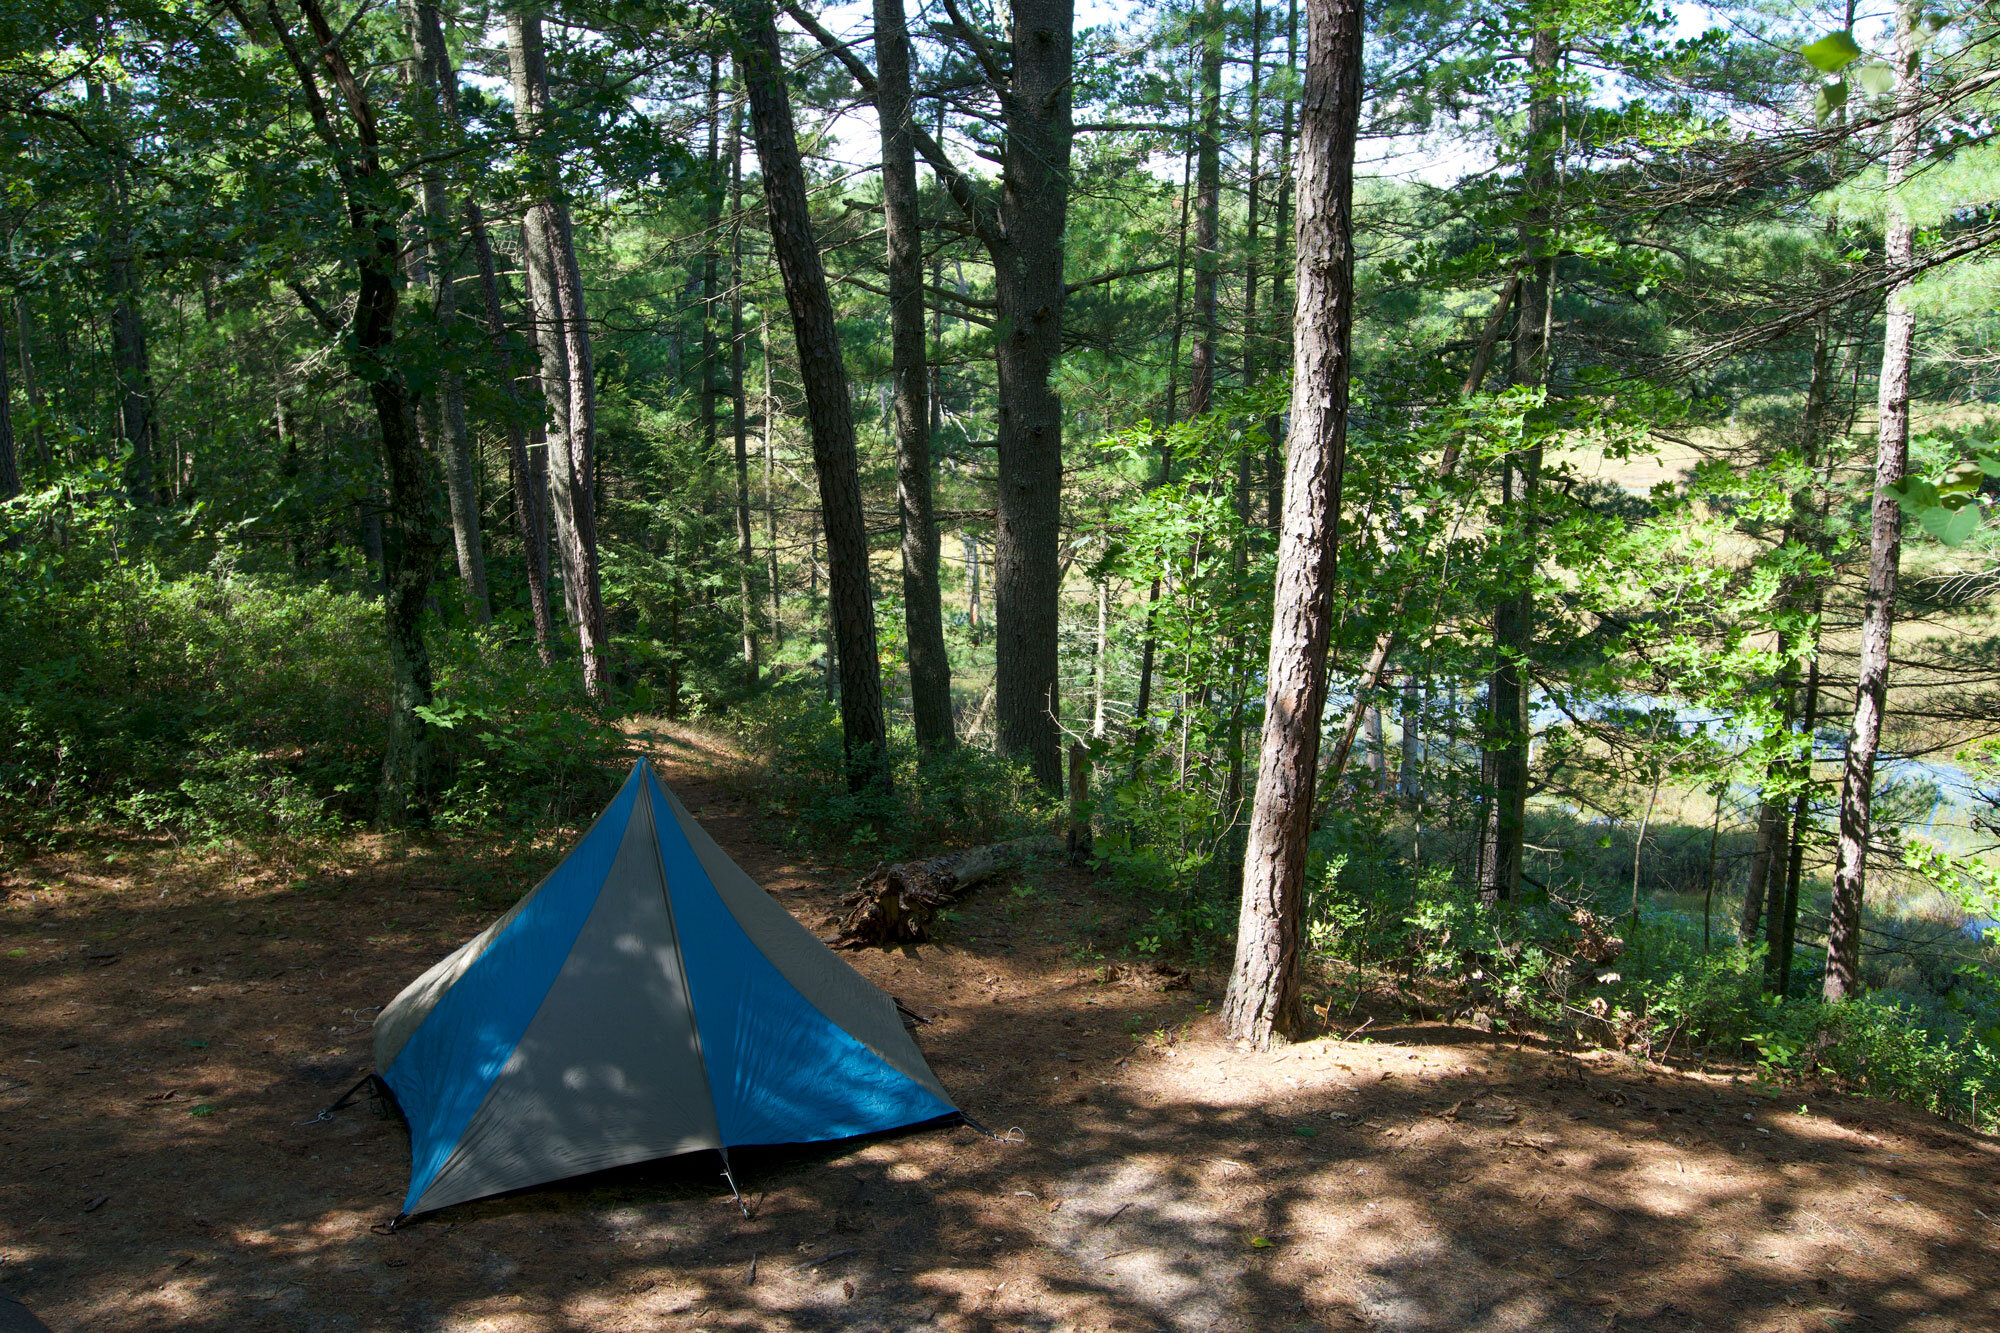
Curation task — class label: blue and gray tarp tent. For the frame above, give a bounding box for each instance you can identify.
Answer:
[372,760,960,1221]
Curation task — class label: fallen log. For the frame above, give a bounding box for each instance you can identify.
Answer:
[833,835,1064,947]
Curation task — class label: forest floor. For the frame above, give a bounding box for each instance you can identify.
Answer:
[3,725,1999,1333]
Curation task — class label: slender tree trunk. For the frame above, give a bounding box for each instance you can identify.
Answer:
[876,0,954,751]
[407,0,490,624]
[763,318,783,648]
[1746,297,1839,940]
[1478,26,1558,904]
[14,295,46,474]
[0,307,18,510]
[108,241,160,505]
[702,53,722,508]
[1133,89,1201,736]
[1265,0,1299,530]
[1772,630,1823,996]
[728,83,759,689]
[251,0,447,822]
[1826,5,1920,1003]
[1363,700,1386,789]
[508,4,610,700]
[742,8,890,793]
[1190,0,1224,418]
[462,191,554,662]
[1398,673,1421,799]
[1225,0,1365,1048]
[93,80,163,507]
[1244,0,1265,397]
[965,530,983,645]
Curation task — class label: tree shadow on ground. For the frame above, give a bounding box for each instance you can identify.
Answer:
[5,797,1998,1333]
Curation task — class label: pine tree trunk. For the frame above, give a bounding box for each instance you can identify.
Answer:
[1133,109,1199,743]
[109,252,160,505]
[95,80,163,506]
[1479,25,1558,905]
[1265,0,1299,530]
[464,195,554,663]
[1225,0,1365,1048]
[728,85,759,689]
[509,4,611,700]
[0,306,18,509]
[763,319,783,648]
[988,0,1076,791]
[742,8,891,793]
[876,0,954,751]
[1826,5,1920,1003]
[965,530,982,645]
[1189,0,1224,417]
[1398,674,1421,799]
[407,0,490,625]
[1243,0,1265,394]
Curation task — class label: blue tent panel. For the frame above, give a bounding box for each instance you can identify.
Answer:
[646,774,955,1145]
[383,769,643,1212]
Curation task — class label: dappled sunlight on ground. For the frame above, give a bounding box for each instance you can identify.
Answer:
[4,729,1997,1331]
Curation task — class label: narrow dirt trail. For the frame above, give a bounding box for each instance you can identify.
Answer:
[2,728,1997,1332]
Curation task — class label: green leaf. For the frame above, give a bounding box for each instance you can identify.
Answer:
[1938,461,1984,494]
[1976,452,2000,477]
[1248,1236,1276,1249]
[1941,504,1980,546]
[1854,61,1896,97]
[1803,31,1863,72]
[1896,478,1941,513]
[1814,81,1850,121]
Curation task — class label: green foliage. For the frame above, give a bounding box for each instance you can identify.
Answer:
[0,527,623,844]
[728,680,1053,861]
[1748,994,1998,1131]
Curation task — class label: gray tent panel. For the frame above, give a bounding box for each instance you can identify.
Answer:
[412,791,721,1214]
[374,787,636,1071]
[653,782,953,1108]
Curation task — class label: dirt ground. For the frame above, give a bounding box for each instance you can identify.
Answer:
[4,727,1999,1333]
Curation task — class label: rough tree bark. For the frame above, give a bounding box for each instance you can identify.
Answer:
[508,4,611,701]
[1223,0,1366,1048]
[1189,0,1224,418]
[405,0,490,624]
[789,0,1074,790]
[415,0,552,658]
[1265,0,1299,529]
[741,7,891,793]
[728,83,759,689]
[875,0,954,751]
[1826,4,1920,1003]
[763,316,783,648]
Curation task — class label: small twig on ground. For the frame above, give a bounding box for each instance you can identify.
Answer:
[1345,1016,1375,1042]
[802,1248,859,1270]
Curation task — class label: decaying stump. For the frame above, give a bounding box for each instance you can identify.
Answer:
[833,835,1063,947]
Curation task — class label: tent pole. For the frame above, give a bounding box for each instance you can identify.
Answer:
[718,1148,750,1217]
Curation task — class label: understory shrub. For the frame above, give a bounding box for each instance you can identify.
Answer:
[728,680,1052,860]
[1299,803,2000,1133]
[0,546,623,843]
